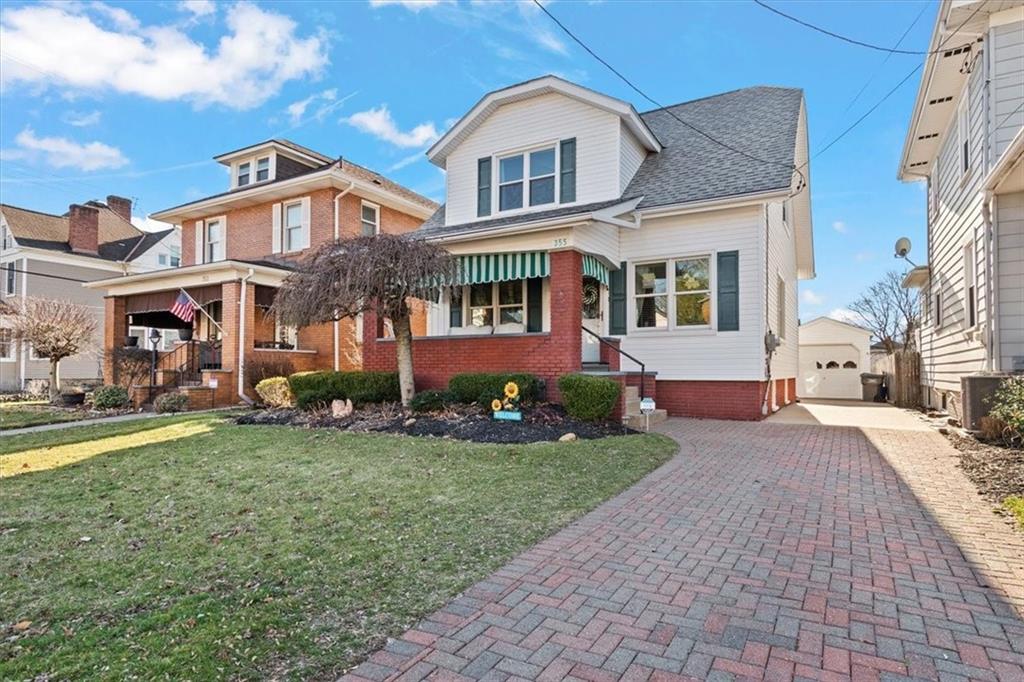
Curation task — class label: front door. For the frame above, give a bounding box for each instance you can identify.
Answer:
[582,276,602,363]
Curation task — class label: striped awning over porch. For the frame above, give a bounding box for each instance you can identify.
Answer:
[457,252,549,285]
[582,254,609,286]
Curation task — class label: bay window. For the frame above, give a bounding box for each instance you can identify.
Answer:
[634,255,712,330]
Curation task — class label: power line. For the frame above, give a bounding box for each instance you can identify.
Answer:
[531,0,807,193]
[0,266,90,284]
[753,0,971,56]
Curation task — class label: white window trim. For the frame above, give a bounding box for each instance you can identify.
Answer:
[204,215,227,263]
[230,152,277,189]
[283,199,306,253]
[0,327,14,362]
[963,241,977,331]
[957,94,970,178]
[3,261,16,297]
[255,156,271,183]
[628,253,716,334]
[237,161,251,188]
[360,200,380,236]
[491,140,564,217]
[457,280,528,333]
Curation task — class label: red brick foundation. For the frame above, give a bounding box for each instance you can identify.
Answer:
[655,379,768,421]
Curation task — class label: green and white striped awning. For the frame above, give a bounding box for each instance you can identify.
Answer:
[582,254,609,286]
[458,252,549,285]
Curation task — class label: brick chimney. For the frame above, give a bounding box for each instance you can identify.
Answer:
[68,204,100,254]
[106,195,132,223]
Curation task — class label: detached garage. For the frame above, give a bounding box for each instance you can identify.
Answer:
[798,317,872,400]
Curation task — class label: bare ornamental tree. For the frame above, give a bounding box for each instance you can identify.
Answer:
[271,233,456,406]
[3,298,99,403]
[848,270,920,353]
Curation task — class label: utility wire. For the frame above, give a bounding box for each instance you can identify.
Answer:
[531,0,808,192]
[753,0,971,56]
[0,267,90,284]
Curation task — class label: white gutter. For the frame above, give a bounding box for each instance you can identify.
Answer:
[333,182,355,371]
[636,188,790,219]
[237,268,255,405]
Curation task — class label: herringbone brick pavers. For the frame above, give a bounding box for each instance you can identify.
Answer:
[343,420,1024,681]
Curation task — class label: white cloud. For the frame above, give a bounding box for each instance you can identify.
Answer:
[344,105,440,148]
[801,289,825,305]
[62,110,102,127]
[0,2,328,110]
[4,127,128,171]
[178,0,216,18]
[832,220,848,234]
[387,151,427,172]
[828,308,863,325]
[369,0,452,11]
[854,251,874,263]
[285,87,339,125]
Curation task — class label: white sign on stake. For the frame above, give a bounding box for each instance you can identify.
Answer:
[640,397,656,414]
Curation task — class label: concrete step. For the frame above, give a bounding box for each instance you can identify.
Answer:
[624,385,640,401]
[625,398,641,415]
[582,362,610,372]
[623,409,667,430]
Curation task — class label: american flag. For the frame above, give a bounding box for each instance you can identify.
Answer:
[170,291,195,323]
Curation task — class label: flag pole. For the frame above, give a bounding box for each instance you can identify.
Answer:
[179,288,224,334]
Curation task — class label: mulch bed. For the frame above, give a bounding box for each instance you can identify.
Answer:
[948,432,1024,503]
[235,403,636,444]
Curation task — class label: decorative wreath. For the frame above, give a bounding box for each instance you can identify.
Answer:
[582,280,600,307]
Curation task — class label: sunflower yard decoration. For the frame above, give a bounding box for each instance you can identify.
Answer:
[492,381,523,421]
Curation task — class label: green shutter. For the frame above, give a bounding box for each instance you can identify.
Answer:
[526,278,543,332]
[608,261,626,335]
[477,158,492,217]
[559,138,576,204]
[717,251,739,332]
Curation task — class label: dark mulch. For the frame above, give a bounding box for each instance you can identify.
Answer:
[949,432,1024,503]
[235,403,636,443]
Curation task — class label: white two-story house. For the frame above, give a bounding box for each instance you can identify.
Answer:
[899,1,1023,424]
[361,75,815,420]
[0,196,179,392]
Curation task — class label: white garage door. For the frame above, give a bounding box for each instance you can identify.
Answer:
[799,346,863,400]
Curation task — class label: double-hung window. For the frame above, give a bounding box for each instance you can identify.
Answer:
[469,283,494,327]
[237,162,251,187]
[634,256,712,330]
[4,261,16,296]
[206,219,223,262]
[284,202,304,252]
[361,202,379,236]
[463,281,525,329]
[497,281,524,324]
[957,96,970,176]
[0,328,13,361]
[498,146,557,212]
[256,157,270,182]
[499,155,524,211]
[528,148,555,206]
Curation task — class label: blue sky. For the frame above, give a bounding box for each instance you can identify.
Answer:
[0,0,933,321]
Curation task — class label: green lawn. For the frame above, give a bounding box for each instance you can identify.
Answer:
[0,401,91,431]
[0,413,676,680]
[1004,496,1024,528]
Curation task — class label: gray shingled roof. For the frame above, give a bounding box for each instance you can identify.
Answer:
[418,85,803,237]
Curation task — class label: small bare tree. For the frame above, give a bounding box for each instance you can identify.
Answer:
[272,234,455,406]
[4,298,98,403]
[848,270,920,353]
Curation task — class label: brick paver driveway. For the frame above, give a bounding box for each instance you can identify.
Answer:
[345,419,1024,681]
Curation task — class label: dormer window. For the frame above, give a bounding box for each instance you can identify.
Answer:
[237,162,251,187]
[256,157,270,182]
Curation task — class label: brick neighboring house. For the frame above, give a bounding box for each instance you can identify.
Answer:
[0,197,179,393]
[85,139,437,407]
[360,76,816,420]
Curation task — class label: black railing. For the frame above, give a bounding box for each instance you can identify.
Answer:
[580,326,646,400]
[158,340,222,387]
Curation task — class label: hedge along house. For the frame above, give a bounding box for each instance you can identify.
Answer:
[362,76,815,420]
[84,139,437,407]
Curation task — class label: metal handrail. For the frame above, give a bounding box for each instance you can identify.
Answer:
[580,325,645,400]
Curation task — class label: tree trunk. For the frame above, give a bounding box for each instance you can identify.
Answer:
[49,357,61,404]
[392,313,415,406]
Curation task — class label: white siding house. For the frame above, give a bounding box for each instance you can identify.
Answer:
[898,1,1024,418]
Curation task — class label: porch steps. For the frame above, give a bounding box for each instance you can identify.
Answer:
[581,362,610,372]
[622,385,667,430]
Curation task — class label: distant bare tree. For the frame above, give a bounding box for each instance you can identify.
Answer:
[272,234,455,406]
[848,270,920,353]
[3,298,98,403]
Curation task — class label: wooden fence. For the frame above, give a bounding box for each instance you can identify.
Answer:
[889,350,921,408]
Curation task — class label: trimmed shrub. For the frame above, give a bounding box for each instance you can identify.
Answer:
[154,392,189,414]
[92,385,130,410]
[448,373,542,404]
[987,376,1024,446]
[557,374,621,422]
[255,377,295,408]
[288,370,400,410]
[409,389,454,413]
[247,356,296,390]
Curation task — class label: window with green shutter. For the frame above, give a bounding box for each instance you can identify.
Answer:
[477,158,492,217]
[559,138,576,203]
[608,262,627,335]
[717,251,739,331]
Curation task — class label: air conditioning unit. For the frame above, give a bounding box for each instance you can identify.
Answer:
[961,374,1010,431]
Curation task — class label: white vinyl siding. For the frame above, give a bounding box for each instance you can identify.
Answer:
[618,205,765,381]
[619,122,647,193]
[996,191,1024,372]
[444,93,621,225]
[766,200,799,381]
[991,21,1024,160]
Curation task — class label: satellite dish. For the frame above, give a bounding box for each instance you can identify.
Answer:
[894,237,912,258]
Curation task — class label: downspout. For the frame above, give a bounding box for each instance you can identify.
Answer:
[762,203,774,416]
[237,268,255,405]
[333,177,355,371]
[981,37,997,373]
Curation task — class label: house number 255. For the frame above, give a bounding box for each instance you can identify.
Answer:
[552,238,568,248]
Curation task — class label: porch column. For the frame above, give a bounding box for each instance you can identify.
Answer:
[549,250,583,389]
[220,280,255,376]
[102,296,126,385]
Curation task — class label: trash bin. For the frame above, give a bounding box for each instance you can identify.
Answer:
[860,373,884,402]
